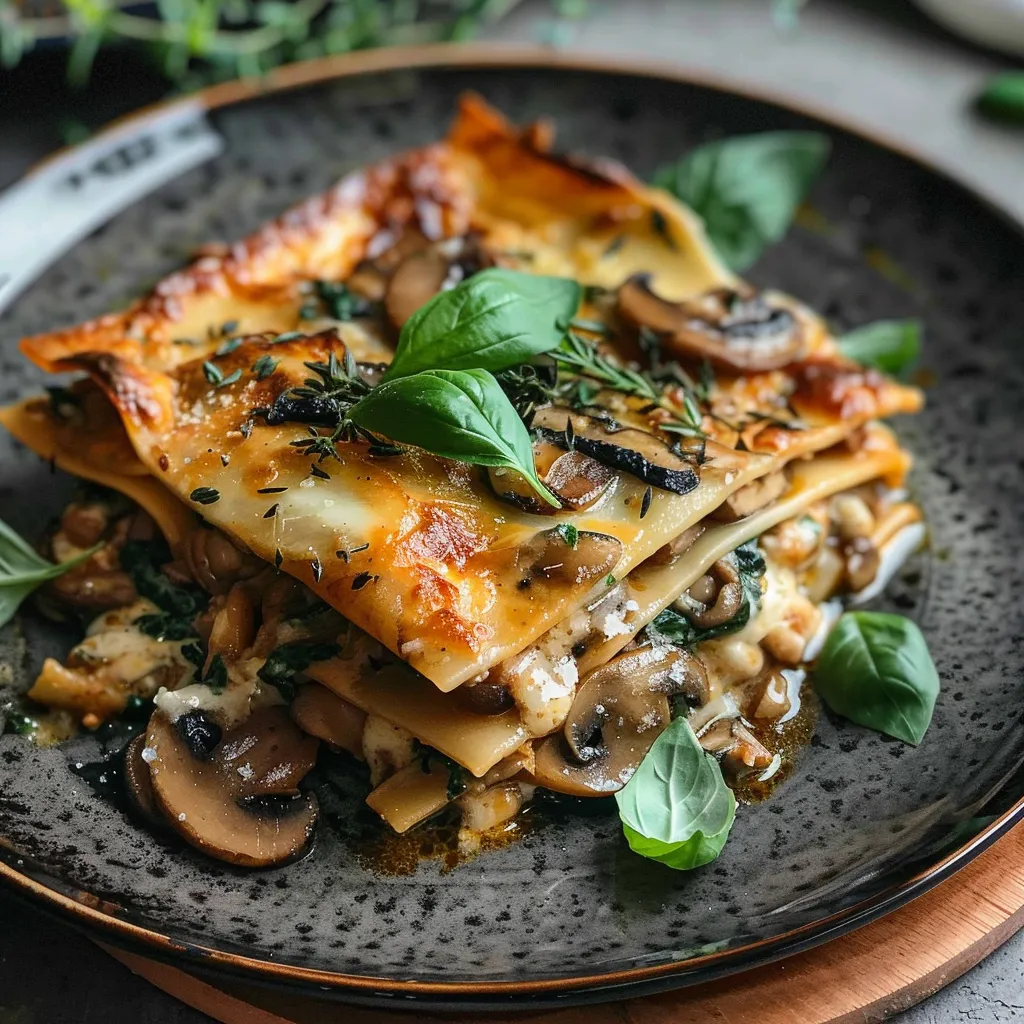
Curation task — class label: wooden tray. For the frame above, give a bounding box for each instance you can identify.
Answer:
[100,821,1024,1024]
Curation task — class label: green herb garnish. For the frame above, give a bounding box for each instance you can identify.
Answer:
[977,72,1024,123]
[252,354,279,380]
[0,516,100,629]
[189,487,220,505]
[838,319,921,377]
[349,369,561,507]
[616,716,736,870]
[655,131,830,270]
[382,268,580,381]
[258,641,341,702]
[814,611,939,745]
[555,524,579,549]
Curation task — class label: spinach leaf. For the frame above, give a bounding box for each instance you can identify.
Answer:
[0,516,100,629]
[654,132,830,270]
[120,540,207,620]
[258,641,341,702]
[616,716,736,870]
[838,319,921,376]
[349,368,560,507]
[383,268,581,380]
[814,611,939,745]
[977,72,1024,123]
[648,540,765,648]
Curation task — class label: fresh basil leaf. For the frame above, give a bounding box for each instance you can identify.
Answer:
[977,72,1024,123]
[655,132,830,270]
[649,540,765,648]
[814,611,939,745]
[838,319,921,376]
[0,517,100,629]
[350,368,560,507]
[384,268,581,380]
[622,820,731,870]
[615,716,736,871]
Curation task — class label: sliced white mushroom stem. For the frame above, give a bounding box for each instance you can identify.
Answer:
[384,236,493,331]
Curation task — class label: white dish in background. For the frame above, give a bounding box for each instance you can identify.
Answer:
[914,0,1024,57]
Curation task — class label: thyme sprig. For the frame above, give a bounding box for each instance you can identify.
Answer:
[553,333,707,439]
[267,349,401,462]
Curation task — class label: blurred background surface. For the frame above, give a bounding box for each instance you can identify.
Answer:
[1,2,1022,1022]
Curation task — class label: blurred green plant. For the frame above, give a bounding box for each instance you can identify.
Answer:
[977,71,1024,124]
[0,0,526,86]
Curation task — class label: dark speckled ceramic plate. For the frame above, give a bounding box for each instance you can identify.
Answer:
[2,48,1024,1012]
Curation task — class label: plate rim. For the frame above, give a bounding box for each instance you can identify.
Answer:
[3,40,1024,1006]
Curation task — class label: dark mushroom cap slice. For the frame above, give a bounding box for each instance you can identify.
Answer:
[617,275,805,373]
[487,441,614,515]
[145,707,320,868]
[531,646,709,797]
[290,683,366,758]
[532,406,699,496]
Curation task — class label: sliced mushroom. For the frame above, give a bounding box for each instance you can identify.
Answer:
[184,525,264,596]
[384,236,494,331]
[712,470,788,523]
[516,527,622,593]
[745,666,792,722]
[532,407,699,496]
[145,708,320,868]
[699,719,774,781]
[488,441,614,515]
[461,680,516,716]
[532,646,708,796]
[122,734,164,828]
[290,683,366,758]
[617,276,805,373]
[674,558,744,629]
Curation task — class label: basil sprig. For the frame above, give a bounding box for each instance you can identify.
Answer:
[383,268,581,380]
[349,368,561,507]
[654,131,830,270]
[814,611,939,745]
[0,516,101,629]
[616,716,736,870]
[838,319,921,377]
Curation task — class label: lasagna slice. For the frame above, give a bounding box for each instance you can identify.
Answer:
[1,97,924,865]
